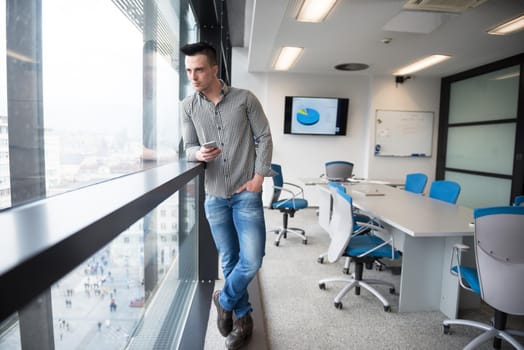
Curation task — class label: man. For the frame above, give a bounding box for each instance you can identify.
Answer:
[180,41,275,350]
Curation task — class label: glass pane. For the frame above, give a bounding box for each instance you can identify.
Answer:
[0,0,10,210]
[446,123,516,175]
[127,179,198,349]
[0,314,21,349]
[449,65,519,124]
[0,178,199,350]
[42,0,145,196]
[445,170,512,208]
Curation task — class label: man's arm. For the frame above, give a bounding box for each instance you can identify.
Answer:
[181,100,201,162]
[245,92,276,178]
[181,102,222,163]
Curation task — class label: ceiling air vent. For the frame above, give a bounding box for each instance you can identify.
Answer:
[403,0,488,13]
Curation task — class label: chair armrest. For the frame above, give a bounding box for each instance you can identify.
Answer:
[449,243,474,293]
[453,243,469,251]
[272,184,303,208]
[282,181,305,198]
[353,222,398,260]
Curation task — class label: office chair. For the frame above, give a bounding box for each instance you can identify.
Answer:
[324,161,353,181]
[404,173,428,194]
[318,186,399,311]
[429,180,461,204]
[268,163,308,246]
[443,206,524,350]
[317,182,377,272]
[514,195,524,206]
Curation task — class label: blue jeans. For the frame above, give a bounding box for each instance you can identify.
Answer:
[204,190,266,318]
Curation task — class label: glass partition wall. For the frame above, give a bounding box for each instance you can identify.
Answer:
[438,55,524,208]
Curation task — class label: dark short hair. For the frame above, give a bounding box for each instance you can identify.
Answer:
[180,41,217,66]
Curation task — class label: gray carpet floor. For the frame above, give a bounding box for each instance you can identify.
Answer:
[205,208,524,349]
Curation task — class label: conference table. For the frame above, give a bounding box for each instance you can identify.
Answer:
[335,182,475,319]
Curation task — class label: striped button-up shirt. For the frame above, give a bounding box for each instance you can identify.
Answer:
[182,83,275,198]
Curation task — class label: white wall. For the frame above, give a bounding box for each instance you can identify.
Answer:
[232,47,441,206]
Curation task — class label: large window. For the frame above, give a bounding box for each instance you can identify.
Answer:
[42,0,145,196]
[0,0,201,349]
[0,0,183,209]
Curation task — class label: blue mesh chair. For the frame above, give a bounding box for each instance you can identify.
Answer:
[404,173,428,194]
[429,180,461,204]
[318,186,400,311]
[443,206,524,349]
[324,161,353,181]
[268,163,308,246]
[514,195,524,206]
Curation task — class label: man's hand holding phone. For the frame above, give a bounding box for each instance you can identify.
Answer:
[198,140,221,162]
[202,141,218,149]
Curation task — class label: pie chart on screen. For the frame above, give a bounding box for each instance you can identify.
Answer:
[296,108,320,125]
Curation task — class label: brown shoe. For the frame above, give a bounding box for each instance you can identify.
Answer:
[213,290,233,337]
[225,313,253,350]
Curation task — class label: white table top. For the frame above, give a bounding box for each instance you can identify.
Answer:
[301,177,404,187]
[344,183,474,238]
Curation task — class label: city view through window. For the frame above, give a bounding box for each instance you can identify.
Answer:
[0,0,193,349]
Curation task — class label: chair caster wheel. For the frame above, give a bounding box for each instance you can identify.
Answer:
[443,324,451,335]
[319,283,326,290]
[302,239,308,245]
[389,287,395,294]
[334,302,343,309]
[342,268,350,274]
[384,305,391,312]
[317,257,324,264]
[275,241,280,247]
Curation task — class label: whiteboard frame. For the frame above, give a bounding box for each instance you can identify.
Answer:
[374,109,434,157]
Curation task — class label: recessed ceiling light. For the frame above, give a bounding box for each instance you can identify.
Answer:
[296,0,338,23]
[273,47,304,71]
[334,63,369,71]
[393,54,451,76]
[488,14,524,35]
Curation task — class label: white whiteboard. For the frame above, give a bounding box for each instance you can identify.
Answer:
[375,110,433,157]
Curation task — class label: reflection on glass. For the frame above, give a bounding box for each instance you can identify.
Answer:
[445,170,512,208]
[446,123,516,175]
[449,65,519,124]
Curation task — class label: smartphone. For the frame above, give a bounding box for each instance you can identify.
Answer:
[202,140,218,149]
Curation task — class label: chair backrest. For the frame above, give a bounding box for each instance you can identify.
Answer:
[328,181,346,193]
[326,186,354,263]
[404,173,428,194]
[325,161,353,181]
[270,163,283,204]
[429,180,461,204]
[514,195,524,206]
[474,206,524,315]
[317,186,334,236]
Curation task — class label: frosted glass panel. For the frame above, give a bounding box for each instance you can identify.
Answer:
[449,66,519,123]
[446,123,516,175]
[445,171,512,209]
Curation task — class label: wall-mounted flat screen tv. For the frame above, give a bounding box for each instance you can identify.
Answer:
[284,96,349,136]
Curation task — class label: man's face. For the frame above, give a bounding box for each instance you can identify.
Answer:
[185,54,218,93]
